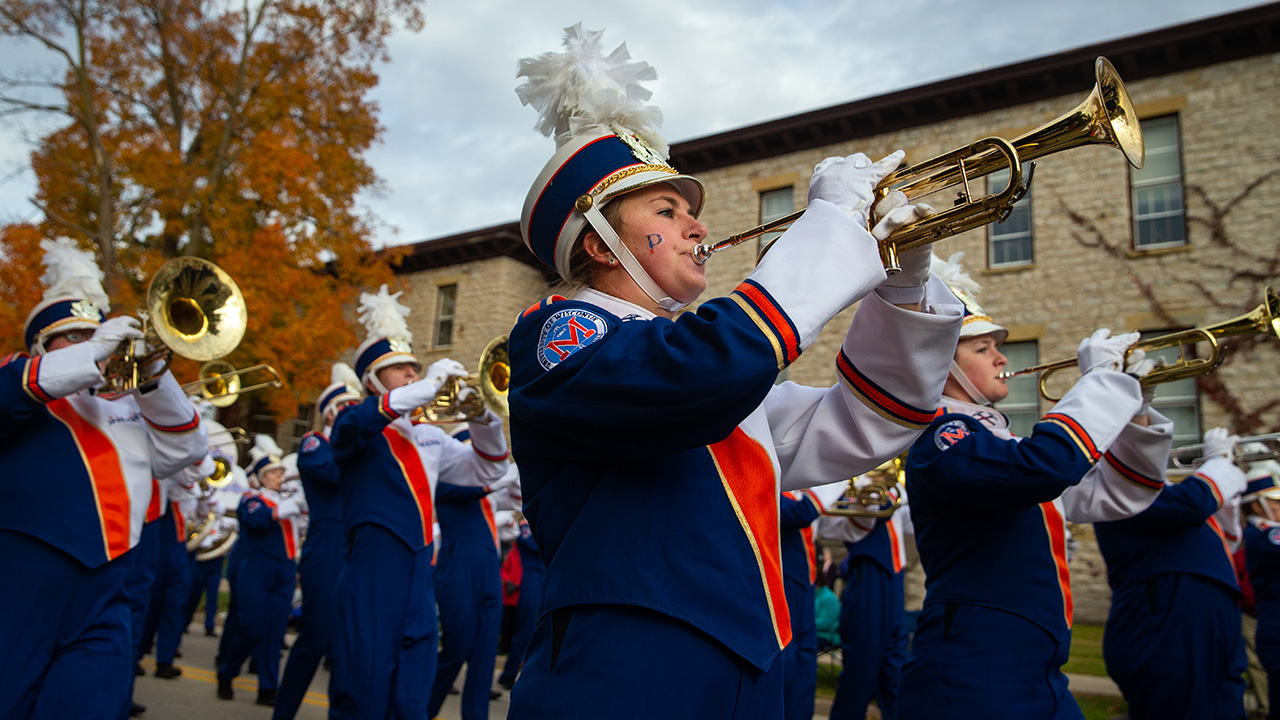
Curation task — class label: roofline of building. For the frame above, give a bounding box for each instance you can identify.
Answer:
[670,2,1280,173]
[395,2,1280,267]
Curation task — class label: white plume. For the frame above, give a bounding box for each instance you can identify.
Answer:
[39,238,110,311]
[930,251,983,299]
[516,22,668,156]
[331,361,360,389]
[250,433,284,464]
[357,284,412,342]
[281,453,299,481]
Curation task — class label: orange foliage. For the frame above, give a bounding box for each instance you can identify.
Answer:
[0,0,423,422]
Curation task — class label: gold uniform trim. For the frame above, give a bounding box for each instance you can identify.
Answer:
[729,295,786,370]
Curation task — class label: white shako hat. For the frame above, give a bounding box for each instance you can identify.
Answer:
[931,251,1008,344]
[248,433,285,482]
[517,23,704,312]
[24,238,110,353]
[353,284,420,392]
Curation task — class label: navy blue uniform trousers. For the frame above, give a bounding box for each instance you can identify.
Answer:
[830,557,906,720]
[428,541,503,720]
[898,603,1082,720]
[274,518,343,720]
[183,555,224,634]
[0,530,133,719]
[329,523,437,720]
[145,509,191,665]
[217,550,295,691]
[781,572,817,720]
[1104,573,1246,720]
[508,603,785,719]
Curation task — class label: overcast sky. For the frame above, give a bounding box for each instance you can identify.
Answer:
[0,0,1267,250]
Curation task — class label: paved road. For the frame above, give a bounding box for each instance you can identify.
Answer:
[132,622,511,720]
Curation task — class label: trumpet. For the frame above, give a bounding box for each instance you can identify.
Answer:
[414,335,511,425]
[101,257,246,395]
[1169,432,1280,469]
[824,454,906,518]
[691,56,1144,272]
[181,360,283,408]
[1001,286,1279,401]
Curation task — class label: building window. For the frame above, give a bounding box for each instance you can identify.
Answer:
[1142,332,1202,447]
[434,284,457,347]
[987,167,1033,268]
[996,340,1040,436]
[758,186,794,257]
[1131,116,1186,250]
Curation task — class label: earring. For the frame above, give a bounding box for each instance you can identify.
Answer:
[608,258,617,265]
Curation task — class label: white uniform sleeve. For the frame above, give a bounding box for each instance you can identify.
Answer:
[135,371,209,479]
[25,342,105,398]
[769,279,961,493]
[816,512,876,543]
[1061,406,1173,523]
[436,417,510,488]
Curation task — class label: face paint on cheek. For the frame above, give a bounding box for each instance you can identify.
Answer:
[646,234,663,254]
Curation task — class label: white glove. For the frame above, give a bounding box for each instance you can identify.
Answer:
[1076,329,1139,375]
[1125,348,1158,414]
[88,317,143,362]
[870,190,937,242]
[1203,426,1239,463]
[807,151,905,226]
[423,358,467,392]
[386,376,447,416]
[487,471,520,495]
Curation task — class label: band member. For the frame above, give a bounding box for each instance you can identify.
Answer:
[1243,458,1280,720]
[779,482,846,720]
[328,286,509,719]
[496,513,543,693]
[216,434,305,707]
[427,438,521,720]
[0,238,207,719]
[144,458,205,681]
[816,470,911,720]
[898,254,1174,720]
[1095,427,1249,719]
[182,465,236,640]
[273,363,361,720]
[505,25,959,718]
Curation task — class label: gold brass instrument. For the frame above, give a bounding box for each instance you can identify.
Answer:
[207,425,251,447]
[101,257,246,395]
[824,454,906,519]
[691,56,1144,272]
[1169,432,1280,469]
[181,360,284,408]
[415,335,511,424]
[1002,286,1280,402]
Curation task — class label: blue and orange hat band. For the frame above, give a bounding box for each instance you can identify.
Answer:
[24,299,104,349]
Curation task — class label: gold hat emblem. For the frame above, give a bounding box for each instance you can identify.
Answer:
[611,125,671,169]
[388,337,412,354]
[69,300,102,322]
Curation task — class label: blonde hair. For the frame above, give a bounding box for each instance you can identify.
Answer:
[552,199,625,297]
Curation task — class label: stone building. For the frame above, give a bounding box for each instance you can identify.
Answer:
[390,3,1280,622]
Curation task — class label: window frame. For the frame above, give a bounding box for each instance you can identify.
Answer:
[434,283,457,348]
[1130,115,1188,252]
[986,167,1034,269]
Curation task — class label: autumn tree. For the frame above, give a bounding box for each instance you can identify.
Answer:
[0,0,424,422]
[1059,168,1280,435]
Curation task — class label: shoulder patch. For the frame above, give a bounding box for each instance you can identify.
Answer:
[1268,527,1280,546]
[537,307,608,370]
[300,435,322,453]
[522,295,568,319]
[933,418,973,451]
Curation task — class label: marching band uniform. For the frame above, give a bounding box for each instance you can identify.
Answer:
[898,256,1173,720]
[506,26,958,719]
[427,452,521,720]
[496,515,543,692]
[145,471,202,679]
[328,288,509,720]
[817,481,910,720]
[1095,429,1249,720]
[274,366,361,720]
[184,510,236,638]
[216,436,305,707]
[0,239,207,719]
[779,482,845,720]
[1243,467,1280,720]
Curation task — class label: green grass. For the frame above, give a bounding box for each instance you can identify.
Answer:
[1064,622,1109,676]
[1076,693,1127,720]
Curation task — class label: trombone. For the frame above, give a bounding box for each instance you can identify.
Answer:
[1169,433,1280,469]
[181,360,284,408]
[1002,286,1280,402]
[692,57,1145,272]
[100,257,246,395]
[414,335,511,425]
[824,454,906,519]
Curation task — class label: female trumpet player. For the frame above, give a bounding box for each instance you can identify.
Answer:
[505,25,960,719]
[0,238,207,719]
[897,254,1174,720]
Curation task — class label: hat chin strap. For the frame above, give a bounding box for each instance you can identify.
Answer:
[581,203,688,313]
[949,360,993,407]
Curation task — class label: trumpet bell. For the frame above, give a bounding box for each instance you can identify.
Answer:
[148,257,246,362]
[199,360,241,408]
[478,335,510,419]
[415,334,511,425]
